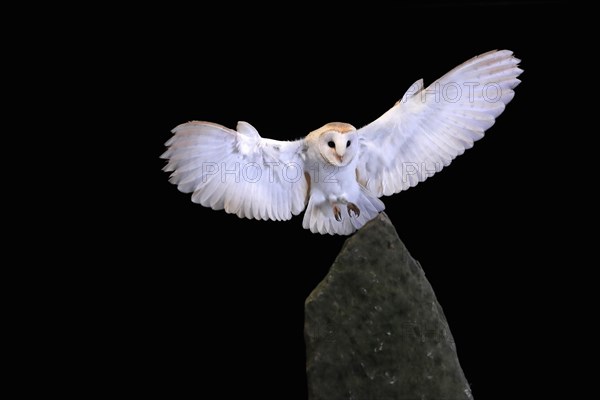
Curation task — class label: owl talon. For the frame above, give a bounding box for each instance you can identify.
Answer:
[347,202,360,218]
[333,205,342,221]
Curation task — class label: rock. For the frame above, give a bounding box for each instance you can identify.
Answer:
[305,213,473,400]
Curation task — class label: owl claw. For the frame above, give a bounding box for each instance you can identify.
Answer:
[333,205,342,221]
[347,202,360,218]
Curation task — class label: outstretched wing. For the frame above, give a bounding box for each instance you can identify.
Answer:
[356,50,523,197]
[161,121,308,221]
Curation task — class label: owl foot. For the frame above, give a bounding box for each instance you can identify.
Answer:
[333,205,343,221]
[347,202,360,218]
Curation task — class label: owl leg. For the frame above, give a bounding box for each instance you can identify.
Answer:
[334,196,361,218]
[329,196,360,221]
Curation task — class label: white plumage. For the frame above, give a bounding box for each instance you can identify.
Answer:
[162,50,522,235]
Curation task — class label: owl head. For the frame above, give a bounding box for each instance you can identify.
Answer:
[310,122,358,167]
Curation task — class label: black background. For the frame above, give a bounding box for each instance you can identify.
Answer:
[113,2,572,399]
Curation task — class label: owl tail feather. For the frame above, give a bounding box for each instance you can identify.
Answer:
[302,187,385,235]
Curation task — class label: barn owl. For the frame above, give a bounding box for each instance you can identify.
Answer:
[162,50,522,235]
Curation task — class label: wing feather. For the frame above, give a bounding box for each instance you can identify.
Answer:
[162,121,308,221]
[356,50,522,197]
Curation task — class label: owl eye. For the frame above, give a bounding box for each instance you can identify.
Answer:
[346,140,351,147]
[327,141,335,148]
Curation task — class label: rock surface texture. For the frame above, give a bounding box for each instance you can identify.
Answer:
[305,213,473,400]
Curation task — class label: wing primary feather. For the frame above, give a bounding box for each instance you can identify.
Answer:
[163,121,308,222]
[355,50,522,197]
